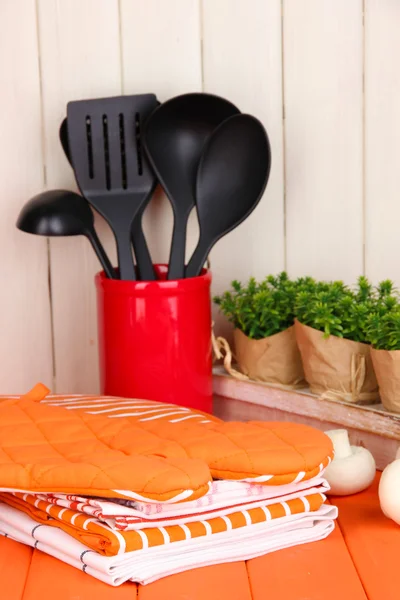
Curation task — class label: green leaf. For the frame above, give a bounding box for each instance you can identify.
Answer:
[215,274,400,346]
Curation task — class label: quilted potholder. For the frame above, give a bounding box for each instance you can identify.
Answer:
[0,384,333,502]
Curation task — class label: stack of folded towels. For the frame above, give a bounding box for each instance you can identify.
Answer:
[0,384,337,586]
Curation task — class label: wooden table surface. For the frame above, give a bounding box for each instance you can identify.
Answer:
[0,473,396,600]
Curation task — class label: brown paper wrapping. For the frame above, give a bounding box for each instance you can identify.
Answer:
[371,348,400,413]
[294,320,379,405]
[233,326,305,387]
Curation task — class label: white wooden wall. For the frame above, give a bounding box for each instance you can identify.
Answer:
[1,0,400,394]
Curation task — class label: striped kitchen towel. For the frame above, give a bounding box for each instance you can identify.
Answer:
[0,500,338,586]
[0,489,327,556]
[25,477,331,530]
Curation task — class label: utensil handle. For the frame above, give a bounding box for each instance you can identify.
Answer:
[185,239,211,278]
[89,230,116,279]
[168,215,188,280]
[131,215,156,281]
[115,233,136,281]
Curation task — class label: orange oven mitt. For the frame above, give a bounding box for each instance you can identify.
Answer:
[0,384,333,503]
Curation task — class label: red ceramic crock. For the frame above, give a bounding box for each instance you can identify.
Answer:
[95,264,213,413]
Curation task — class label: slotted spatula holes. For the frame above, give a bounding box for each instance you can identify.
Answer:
[102,115,111,190]
[119,113,128,190]
[135,112,143,176]
[67,94,158,280]
[85,116,94,179]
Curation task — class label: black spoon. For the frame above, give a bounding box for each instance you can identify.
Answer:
[185,114,271,278]
[59,117,156,281]
[67,94,158,280]
[16,189,116,279]
[143,93,240,280]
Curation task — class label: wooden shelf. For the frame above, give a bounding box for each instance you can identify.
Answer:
[212,366,400,470]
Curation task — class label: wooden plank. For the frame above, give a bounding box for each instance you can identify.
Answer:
[0,537,32,600]
[213,395,399,471]
[283,0,363,283]
[247,517,367,600]
[334,474,400,600]
[37,0,121,393]
[22,550,137,600]
[139,563,252,600]
[202,0,285,335]
[213,368,400,439]
[364,1,400,285]
[0,0,53,393]
[120,0,202,269]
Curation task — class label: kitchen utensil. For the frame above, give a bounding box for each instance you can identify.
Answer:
[16,189,116,279]
[143,92,240,280]
[59,117,156,281]
[185,113,271,278]
[66,94,158,280]
[59,118,70,164]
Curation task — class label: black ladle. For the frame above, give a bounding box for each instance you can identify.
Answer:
[143,93,240,280]
[16,189,116,279]
[185,114,271,278]
[59,118,156,281]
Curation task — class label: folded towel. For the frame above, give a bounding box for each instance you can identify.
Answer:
[0,489,327,556]
[25,478,330,530]
[0,501,338,585]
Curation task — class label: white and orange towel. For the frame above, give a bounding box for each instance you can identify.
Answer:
[0,500,338,586]
[0,484,329,555]
[16,477,331,530]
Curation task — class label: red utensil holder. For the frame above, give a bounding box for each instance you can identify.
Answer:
[95,264,213,412]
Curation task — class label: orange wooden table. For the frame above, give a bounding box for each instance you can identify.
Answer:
[0,473,396,600]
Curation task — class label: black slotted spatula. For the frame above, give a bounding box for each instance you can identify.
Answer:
[60,116,157,281]
[66,94,158,280]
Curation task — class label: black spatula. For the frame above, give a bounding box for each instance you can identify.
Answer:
[66,94,158,280]
[185,114,271,278]
[143,93,240,280]
[59,116,157,281]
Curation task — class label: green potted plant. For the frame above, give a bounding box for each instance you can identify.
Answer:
[213,272,306,387]
[294,276,382,404]
[366,282,400,413]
